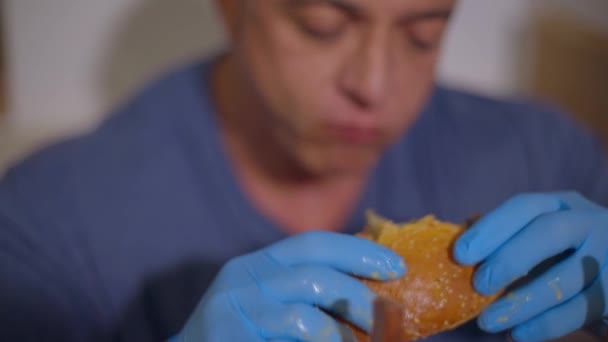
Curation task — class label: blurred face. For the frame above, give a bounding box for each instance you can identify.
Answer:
[218,0,455,177]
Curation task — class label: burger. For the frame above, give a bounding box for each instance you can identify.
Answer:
[351,211,502,341]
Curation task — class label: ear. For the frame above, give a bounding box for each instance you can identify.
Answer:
[215,0,240,40]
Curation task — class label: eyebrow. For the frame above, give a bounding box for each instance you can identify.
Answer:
[398,8,453,24]
[287,0,452,23]
[287,0,362,18]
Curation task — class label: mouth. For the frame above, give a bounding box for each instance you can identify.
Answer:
[326,122,381,144]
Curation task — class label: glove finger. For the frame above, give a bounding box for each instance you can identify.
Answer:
[509,262,608,342]
[265,231,406,280]
[478,249,604,333]
[454,193,564,265]
[250,302,356,342]
[249,264,376,332]
[473,210,590,295]
[555,191,601,210]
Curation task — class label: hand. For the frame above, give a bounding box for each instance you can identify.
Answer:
[454,192,608,342]
[173,231,406,342]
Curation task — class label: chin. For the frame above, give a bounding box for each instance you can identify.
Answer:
[325,163,374,178]
[304,147,380,178]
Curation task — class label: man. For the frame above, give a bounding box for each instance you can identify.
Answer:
[1,0,607,341]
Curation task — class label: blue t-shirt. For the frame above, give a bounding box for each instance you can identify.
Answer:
[1,59,607,341]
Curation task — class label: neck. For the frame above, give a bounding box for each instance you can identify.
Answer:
[209,55,373,233]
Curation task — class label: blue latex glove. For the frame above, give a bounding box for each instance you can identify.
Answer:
[454,192,608,342]
[172,231,406,342]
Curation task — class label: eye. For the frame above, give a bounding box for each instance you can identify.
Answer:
[407,18,447,51]
[293,5,348,41]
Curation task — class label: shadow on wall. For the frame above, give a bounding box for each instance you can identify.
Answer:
[99,0,226,110]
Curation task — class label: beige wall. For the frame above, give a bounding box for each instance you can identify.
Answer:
[4,0,225,132]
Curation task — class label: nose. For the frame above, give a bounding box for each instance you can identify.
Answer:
[339,29,390,110]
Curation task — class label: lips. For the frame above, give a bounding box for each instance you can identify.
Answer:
[327,123,381,144]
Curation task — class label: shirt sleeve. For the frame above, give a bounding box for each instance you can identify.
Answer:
[0,162,108,341]
[525,105,608,206]
[578,138,608,207]
[556,113,608,206]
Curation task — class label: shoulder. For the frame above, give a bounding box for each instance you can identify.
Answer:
[0,59,212,219]
[427,85,605,190]
[432,85,570,129]
[427,85,597,150]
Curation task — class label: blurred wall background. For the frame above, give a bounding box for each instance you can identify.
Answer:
[0,0,607,172]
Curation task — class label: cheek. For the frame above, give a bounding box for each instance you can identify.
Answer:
[241,28,338,120]
[272,41,342,114]
[278,56,337,108]
[386,56,438,125]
